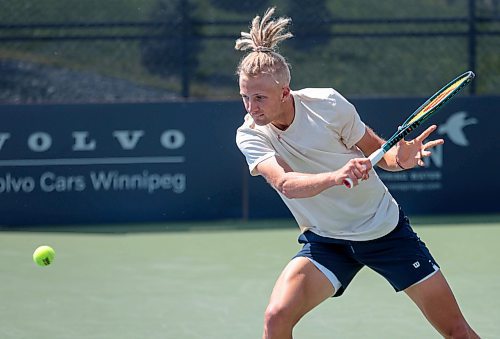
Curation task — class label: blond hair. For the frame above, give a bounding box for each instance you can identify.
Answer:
[235,7,293,85]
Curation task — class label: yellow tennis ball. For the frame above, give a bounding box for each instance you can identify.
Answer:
[33,245,56,267]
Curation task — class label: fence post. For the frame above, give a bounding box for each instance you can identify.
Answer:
[181,0,190,98]
[468,0,477,95]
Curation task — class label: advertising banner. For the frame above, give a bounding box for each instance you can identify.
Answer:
[0,102,245,225]
[0,96,497,226]
[357,96,498,214]
[247,96,500,216]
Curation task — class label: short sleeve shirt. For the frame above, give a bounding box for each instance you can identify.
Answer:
[236,88,399,241]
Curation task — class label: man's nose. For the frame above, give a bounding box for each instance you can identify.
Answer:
[248,100,258,113]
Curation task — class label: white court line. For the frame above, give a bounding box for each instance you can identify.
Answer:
[0,156,185,166]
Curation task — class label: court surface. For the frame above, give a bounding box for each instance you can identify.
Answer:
[1,217,499,339]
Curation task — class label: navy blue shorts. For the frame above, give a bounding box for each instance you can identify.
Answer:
[294,208,439,297]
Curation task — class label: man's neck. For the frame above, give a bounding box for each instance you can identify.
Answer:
[272,94,295,131]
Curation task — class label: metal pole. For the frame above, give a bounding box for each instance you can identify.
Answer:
[468,0,477,95]
[181,0,190,98]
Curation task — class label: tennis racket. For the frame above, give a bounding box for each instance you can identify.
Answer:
[344,70,475,188]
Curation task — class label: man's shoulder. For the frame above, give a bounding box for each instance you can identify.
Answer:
[237,114,259,133]
[236,114,270,143]
[292,88,342,102]
[293,88,356,117]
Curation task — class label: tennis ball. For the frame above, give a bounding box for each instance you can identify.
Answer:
[33,245,55,267]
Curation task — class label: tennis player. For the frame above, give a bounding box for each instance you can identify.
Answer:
[235,7,479,339]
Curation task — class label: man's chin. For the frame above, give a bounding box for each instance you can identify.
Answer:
[252,117,268,126]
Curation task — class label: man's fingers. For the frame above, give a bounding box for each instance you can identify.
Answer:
[423,139,444,150]
[415,125,438,142]
[345,158,372,187]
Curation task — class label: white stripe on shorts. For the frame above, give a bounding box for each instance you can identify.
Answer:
[408,264,440,289]
[304,257,342,296]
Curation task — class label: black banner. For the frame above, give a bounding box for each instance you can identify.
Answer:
[0,96,498,226]
[358,96,498,214]
[0,102,245,225]
[247,96,500,217]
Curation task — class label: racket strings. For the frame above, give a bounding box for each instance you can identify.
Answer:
[406,75,473,126]
[381,71,474,153]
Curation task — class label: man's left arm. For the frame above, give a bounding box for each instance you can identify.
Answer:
[355,125,444,172]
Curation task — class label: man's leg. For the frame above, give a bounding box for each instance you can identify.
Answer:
[405,270,479,338]
[263,257,335,339]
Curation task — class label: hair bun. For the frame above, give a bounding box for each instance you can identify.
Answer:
[255,46,274,53]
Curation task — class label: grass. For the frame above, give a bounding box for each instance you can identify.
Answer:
[1,218,499,338]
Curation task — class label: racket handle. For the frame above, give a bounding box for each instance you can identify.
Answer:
[343,148,386,189]
[344,177,354,189]
[368,148,386,165]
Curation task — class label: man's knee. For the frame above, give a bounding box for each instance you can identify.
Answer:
[263,303,296,335]
[442,318,473,339]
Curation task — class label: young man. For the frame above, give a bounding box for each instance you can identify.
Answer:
[235,7,479,339]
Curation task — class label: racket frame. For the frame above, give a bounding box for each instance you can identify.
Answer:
[344,71,475,188]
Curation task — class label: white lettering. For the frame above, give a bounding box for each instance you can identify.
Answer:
[113,130,145,150]
[72,132,96,151]
[90,171,115,191]
[90,171,186,194]
[28,132,52,152]
[409,171,442,181]
[0,133,11,150]
[425,144,443,168]
[1,129,186,153]
[386,182,442,191]
[160,130,185,149]
[40,172,86,192]
[0,173,35,193]
[377,172,409,181]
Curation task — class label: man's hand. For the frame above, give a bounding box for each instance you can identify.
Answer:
[395,125,444,169]
[337,158,372,187]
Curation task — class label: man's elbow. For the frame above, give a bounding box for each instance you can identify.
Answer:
[273,177,299,199]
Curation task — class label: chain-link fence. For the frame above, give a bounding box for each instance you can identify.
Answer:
[0,0,498,103]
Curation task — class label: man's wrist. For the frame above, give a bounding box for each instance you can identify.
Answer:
[395,157,410,170]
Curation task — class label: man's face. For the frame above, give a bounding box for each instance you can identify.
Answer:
[239,73,287,126]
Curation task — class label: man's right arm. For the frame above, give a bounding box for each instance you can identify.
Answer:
[255,155,371,199]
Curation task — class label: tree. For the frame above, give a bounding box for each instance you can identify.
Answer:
[285,0,333,50]
[208,0,269,12]
[140,0,200,96]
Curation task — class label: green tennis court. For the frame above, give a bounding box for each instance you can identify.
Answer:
[1,217,499,339]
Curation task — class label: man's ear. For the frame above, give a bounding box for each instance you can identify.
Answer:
[281,86,291,102]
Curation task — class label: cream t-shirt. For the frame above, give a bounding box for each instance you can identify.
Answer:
[236,88,399,241]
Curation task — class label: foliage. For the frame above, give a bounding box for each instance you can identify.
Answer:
[0,0,498,101]
[140,0,200,83]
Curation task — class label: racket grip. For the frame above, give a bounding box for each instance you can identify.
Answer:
[343,178,354,188]
[368,148,386,166]
[343,148,386,189]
